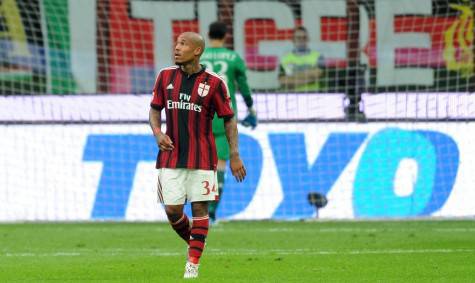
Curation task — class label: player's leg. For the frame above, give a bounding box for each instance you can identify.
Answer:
[209,134,229,222]
[211,159,226,222]
[188,201,209,265]
[184,201,209,278]
[157,168,190,243]
[165,205,189,243]
[183,170,218,278]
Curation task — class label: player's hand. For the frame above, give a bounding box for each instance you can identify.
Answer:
[229,153,246,182]
[156,132,174,151]
[241,108,257,129]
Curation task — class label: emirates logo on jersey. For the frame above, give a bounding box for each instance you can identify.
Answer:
[197,82,210,97]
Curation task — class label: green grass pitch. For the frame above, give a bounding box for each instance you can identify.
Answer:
[1,220,474,282]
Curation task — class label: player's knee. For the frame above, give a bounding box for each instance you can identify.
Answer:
[191,201,209,217]
[165,206,183,222]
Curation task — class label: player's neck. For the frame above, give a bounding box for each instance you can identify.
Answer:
[209,39,225,48]
[180,60,202,76]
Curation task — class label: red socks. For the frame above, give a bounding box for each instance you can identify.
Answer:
[188,215,209,264]
[170,214,191,244]
[170,214,210,264]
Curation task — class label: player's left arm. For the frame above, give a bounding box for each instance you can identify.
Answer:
[235,55,257,129]
[224,117,246,182]
[213,80,246,182]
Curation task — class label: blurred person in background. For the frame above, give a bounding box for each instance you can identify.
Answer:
[201,21,257,224]
[278,26,325,92]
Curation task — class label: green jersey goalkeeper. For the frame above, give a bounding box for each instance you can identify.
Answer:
[201,21,257,223]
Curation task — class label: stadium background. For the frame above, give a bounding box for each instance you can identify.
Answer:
[0,0,474,221]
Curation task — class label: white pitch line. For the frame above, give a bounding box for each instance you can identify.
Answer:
[204,248,475,256]
[434,228,475,232]
[4,252,81,257]
[212,227,475,233]
[2,248,474,258]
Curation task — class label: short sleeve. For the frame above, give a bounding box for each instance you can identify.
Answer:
[150,72,165,110]
[213,80,234,119]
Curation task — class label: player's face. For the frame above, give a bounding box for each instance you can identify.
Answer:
[293,30,308,50]
[174,35,200,65]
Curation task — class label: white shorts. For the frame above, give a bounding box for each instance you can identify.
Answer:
[157,168,219,205]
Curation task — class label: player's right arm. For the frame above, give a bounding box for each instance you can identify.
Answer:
[149,108,174,151]
[149,71,174,151]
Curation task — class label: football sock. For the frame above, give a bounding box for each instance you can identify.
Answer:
[209,170,225,221]
[188,215,209,264]
[170,214,191,244]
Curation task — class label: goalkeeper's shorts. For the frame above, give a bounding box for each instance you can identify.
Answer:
[156,168,219,205]
[214,133,230,161]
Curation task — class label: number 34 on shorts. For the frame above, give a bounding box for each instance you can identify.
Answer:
[157,168,219,205]
[201,180,217,196]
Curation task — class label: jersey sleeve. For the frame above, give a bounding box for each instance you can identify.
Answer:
[150,71,165,110]
[213,80,234,119]
[235,54,253,108]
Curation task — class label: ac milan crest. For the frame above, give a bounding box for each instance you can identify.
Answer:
[197,82,210,97]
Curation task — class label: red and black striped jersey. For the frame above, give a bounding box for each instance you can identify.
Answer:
[150,65,234,170]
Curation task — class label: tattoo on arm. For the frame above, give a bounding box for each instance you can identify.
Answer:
[224,118,239,158]
[149,108,162,136]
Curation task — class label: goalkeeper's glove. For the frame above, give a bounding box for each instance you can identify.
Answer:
[241,107,257,129]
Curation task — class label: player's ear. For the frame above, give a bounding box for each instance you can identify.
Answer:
[195,46,203,56]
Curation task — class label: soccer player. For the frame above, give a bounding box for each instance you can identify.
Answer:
[149,32,246,279]
[201,21,257,223]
